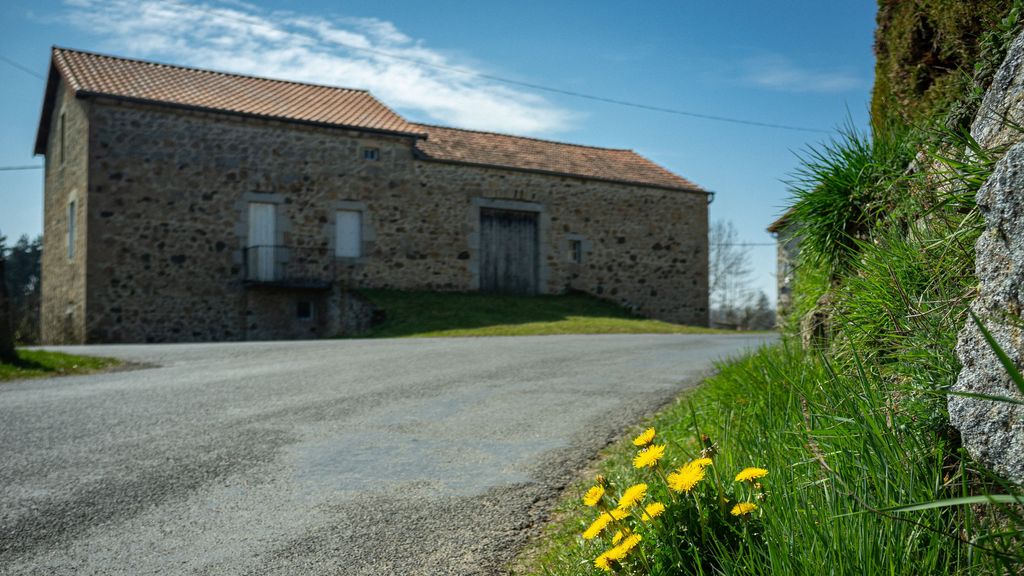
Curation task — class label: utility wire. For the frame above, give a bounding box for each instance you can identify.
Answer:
[168,0,831,134]
[0,165,43,171]
[712,242,776,246]
[3,3,831,134]
[0,56,45,81]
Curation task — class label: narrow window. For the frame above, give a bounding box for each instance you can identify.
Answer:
[247,203,277,282]
[362,147,380,161]
[570,239,583,263]
[59,112,67,167]
[335,210,363,257]
[67,200,76,259]
[296,300,313,320]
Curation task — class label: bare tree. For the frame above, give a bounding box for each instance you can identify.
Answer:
[708,220,754,327]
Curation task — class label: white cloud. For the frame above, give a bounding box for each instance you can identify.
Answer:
[61,0,577,135]
[742,54,861,93]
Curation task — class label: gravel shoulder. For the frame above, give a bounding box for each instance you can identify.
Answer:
[0,334,774,575]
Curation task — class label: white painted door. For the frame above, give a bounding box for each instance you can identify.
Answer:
[248,203,276,281]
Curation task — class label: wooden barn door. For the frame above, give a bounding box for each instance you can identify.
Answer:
[479,208,539,294]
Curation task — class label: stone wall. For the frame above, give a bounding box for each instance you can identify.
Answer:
[773,226,799,321]
[83,98,419,342]
[40,79,90,344]
[951,29,1024,484]
[414,162,708,324]
[60,97,706,343]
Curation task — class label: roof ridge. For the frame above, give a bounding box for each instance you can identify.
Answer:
[411,122,632,152]
[51,46,373,95]
[52,48,83,92]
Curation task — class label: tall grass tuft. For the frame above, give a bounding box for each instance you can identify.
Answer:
[786,121,917,276]
[525,341,1023,575]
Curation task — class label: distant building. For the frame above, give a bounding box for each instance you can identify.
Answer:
[767,208,799,320]
[35,47,711,343]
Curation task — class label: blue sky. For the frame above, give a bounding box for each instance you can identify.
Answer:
[0,1,878,302]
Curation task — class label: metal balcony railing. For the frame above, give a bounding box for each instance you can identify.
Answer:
[242,245,334,289]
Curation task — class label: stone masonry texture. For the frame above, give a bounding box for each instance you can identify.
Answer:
[40,84,708,343]
[40,81,89,344]
[952,29,1024,485]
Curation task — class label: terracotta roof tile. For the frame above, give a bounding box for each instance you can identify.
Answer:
[412,124,704,192]
[38,47,705,192]
[50,47,422,136]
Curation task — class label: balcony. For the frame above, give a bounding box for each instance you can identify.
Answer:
[242,245,334,289]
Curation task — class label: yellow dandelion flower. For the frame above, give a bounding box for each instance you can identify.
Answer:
[667,461,706,493]
[632,444,666,469]
[611,530,624,545]
[693,457,713,468]
[616,483,648,511]
[610,508,629,520]
[731,502,757,516]
[632,427,656,447]
[616,533,642,554]
[594,550,615,572]
[595,532,642,572]
[582,513,612,540]
[735,467,768,483]
[582,485,605,507]
[641,501,666,521]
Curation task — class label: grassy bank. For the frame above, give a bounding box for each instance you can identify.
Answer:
[516,5,1024,572]
[356,291,729,338]
[0,349,120,382]
[516,343,1022,575]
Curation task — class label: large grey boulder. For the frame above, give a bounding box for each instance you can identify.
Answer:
[951,29,1024,485]
[973,30,1024,150]
[952,142,1024,484]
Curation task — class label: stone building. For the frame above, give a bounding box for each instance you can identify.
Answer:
[767,208,799,321]
[34,47,710,343]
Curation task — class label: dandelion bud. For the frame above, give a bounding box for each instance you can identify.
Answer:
[700,435,718,458]
[595,474,608,487]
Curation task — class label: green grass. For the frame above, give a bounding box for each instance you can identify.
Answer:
[513,61,1024,574]
[0,349,121,381]
[355,290,732,338]
[516,342,1020,576]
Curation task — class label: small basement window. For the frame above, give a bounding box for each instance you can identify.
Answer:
[59,112,67,167]
[362,147,380,161]
[67,200,76,259]
[569,239,583,263]
[296,300,313,320]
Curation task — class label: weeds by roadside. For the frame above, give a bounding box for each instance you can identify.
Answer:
[0,349,120,382]
[519,342,1022,575]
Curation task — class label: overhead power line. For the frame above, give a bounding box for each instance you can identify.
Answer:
[0,56,45,81]
[168,0,832,134]
[712,242,776,247]
[2,2,832,134]
[0,165,43,171]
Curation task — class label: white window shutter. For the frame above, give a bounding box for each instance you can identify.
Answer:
[336,210,362,257]
[247,203,276,281]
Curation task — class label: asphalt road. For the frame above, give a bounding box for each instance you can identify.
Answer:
[0,334,773,575]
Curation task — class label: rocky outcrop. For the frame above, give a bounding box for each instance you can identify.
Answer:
[972,31,1024,150]
[951,30,1024,484]
[952,143,1024,483]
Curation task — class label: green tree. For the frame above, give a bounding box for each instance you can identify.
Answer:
[4,235,42,343]
[0,234,15,362]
